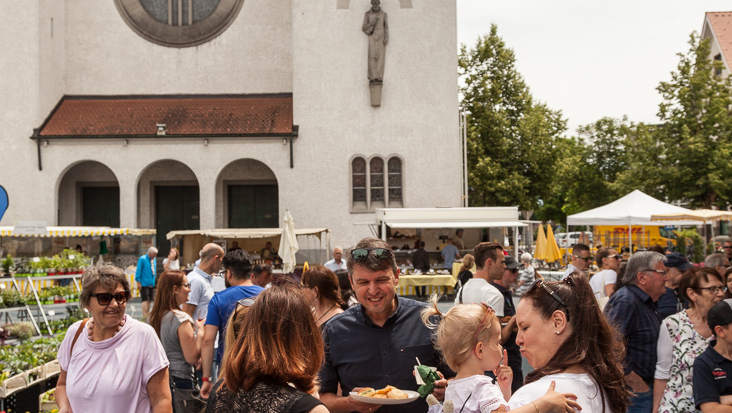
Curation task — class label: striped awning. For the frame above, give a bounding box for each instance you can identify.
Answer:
[0,226,156,237]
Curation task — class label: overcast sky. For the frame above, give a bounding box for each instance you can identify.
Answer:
[456,1,732,135]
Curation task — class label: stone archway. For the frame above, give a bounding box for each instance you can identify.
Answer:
[57,161,120,227]
[137,160,199,256]
[215,159,278,228]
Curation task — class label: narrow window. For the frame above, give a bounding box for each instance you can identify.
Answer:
[388,157,402,206]
[352,157,367,207]
[370,157,385,205]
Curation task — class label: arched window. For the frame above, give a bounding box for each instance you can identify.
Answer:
[388,157,402,207]
[370,157,385,206]
[352,157,367,207]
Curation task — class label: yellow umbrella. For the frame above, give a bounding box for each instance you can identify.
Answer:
[545,225,562,263]
[534,224,547,260]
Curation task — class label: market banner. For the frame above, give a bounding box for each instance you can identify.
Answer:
[0,185,7,224]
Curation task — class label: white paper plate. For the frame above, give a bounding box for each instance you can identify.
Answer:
[349,390,420,405]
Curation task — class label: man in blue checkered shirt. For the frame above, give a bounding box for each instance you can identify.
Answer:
[605,251,668,413]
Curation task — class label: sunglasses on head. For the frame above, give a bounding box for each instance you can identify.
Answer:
[527,279,570,321]
[236,297,256,310]
[350,248,393,262]
[91,291,129,306]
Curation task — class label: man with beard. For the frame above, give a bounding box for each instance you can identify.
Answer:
[200,249,263,398]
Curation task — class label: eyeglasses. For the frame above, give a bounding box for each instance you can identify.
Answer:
[350,248,393,262]
[724,246,732,249]
[91,291,129,306]
[642,269,667,276]
[610,254,623,260]
[573,255,593,262]
[698,286,727,295]
[236,297,256,310]
[178,283,191,289]
[527,279,569,320]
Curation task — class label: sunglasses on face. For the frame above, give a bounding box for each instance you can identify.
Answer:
[610,254,622,260]
[527,279,570,321]
[91,291,129,306]
[350,248,393,262]
[724,246,732,249]
[573,255,593,262]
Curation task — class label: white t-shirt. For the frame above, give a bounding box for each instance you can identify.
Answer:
[589,269,617,299]
[57,316,169,413]
[187,266,214,320]
[444,375,509,413]
[454,278,505,317]
[508,373,609,413]
[162,258,180,270]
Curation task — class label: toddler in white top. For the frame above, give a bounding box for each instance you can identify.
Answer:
[421,298,579,413]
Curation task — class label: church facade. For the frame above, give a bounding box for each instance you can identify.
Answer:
[0,0,462,255]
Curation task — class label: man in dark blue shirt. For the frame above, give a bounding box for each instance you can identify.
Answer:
[605,251,667,413]
[694,299,732,412]
[319,237,452,413]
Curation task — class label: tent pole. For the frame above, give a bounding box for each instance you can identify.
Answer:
[629,223,632,255]
[513,226,518,260]
[381,221,386,241]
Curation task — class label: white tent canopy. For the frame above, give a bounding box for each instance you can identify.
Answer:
[566,190,703,227]
[375,207,527,229]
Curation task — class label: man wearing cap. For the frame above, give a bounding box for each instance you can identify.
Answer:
[605,251,668,413]
[657,252,692,319]
[693,299,732,412]
[490,256,523,392]
[562,243,591,280]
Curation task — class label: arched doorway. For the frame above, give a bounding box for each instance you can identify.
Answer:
[57,161,120,227]
[216,159,278,228]
[137,160,200,256]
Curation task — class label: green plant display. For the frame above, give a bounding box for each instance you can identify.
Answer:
[8,322,34,341]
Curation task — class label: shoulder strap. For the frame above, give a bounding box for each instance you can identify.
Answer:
[70,318,90,358]
[458,283,464,304]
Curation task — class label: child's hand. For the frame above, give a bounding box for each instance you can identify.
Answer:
[538,381,581,413]
[493,350,513,398]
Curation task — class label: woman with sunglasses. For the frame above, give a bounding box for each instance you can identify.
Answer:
[509,272,631,413]
[56,264,172,413]
[653,267,725,413]
[149,270,206,413]
[206,284,327,413]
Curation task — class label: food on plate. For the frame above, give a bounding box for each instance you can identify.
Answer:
[357,385,409,399]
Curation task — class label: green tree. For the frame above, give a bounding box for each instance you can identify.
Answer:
[656,33,732,209]
[460,25,566,210]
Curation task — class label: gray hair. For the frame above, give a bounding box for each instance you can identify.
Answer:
[148,246,158,255]
[622,251,667,285]
[521,252,532,262]
[705,253,727,268]
[80,264,131,308]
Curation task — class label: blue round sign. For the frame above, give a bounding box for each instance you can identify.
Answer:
[0,185,8,224]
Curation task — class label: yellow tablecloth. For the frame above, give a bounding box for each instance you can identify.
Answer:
[397,274,457,296]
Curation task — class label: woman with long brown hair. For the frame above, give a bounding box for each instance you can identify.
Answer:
[205,285,328,412]
[509,272,631,413]
[302,264,344,327]
[148,270,205,413]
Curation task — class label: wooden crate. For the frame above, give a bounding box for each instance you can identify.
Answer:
[43,360,61,378]
[0,372,27,398]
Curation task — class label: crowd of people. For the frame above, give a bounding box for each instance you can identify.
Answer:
[52,236,732,413]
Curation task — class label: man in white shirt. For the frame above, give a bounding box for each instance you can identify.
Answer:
[183,243,224,321]
[563,243,591,280]
[323,246,347,272]
[455,242,506,317]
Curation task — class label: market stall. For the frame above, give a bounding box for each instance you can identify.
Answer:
[166,227,330,269]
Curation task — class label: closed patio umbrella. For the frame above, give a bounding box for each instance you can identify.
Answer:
[545,225,562,263]
[534,224,547,260]
[278,211,299,274]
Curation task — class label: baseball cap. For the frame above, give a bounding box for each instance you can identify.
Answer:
[504,256,524,270]
[708,299,732,332]
[665,252,692,272]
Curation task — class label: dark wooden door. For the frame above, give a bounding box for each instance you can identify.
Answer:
[155,186,199,256]
[82,186,120,227]
[228,185,278,228]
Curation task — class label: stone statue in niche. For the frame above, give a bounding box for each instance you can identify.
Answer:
[363,0,388,106]
[363,0,389,82]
